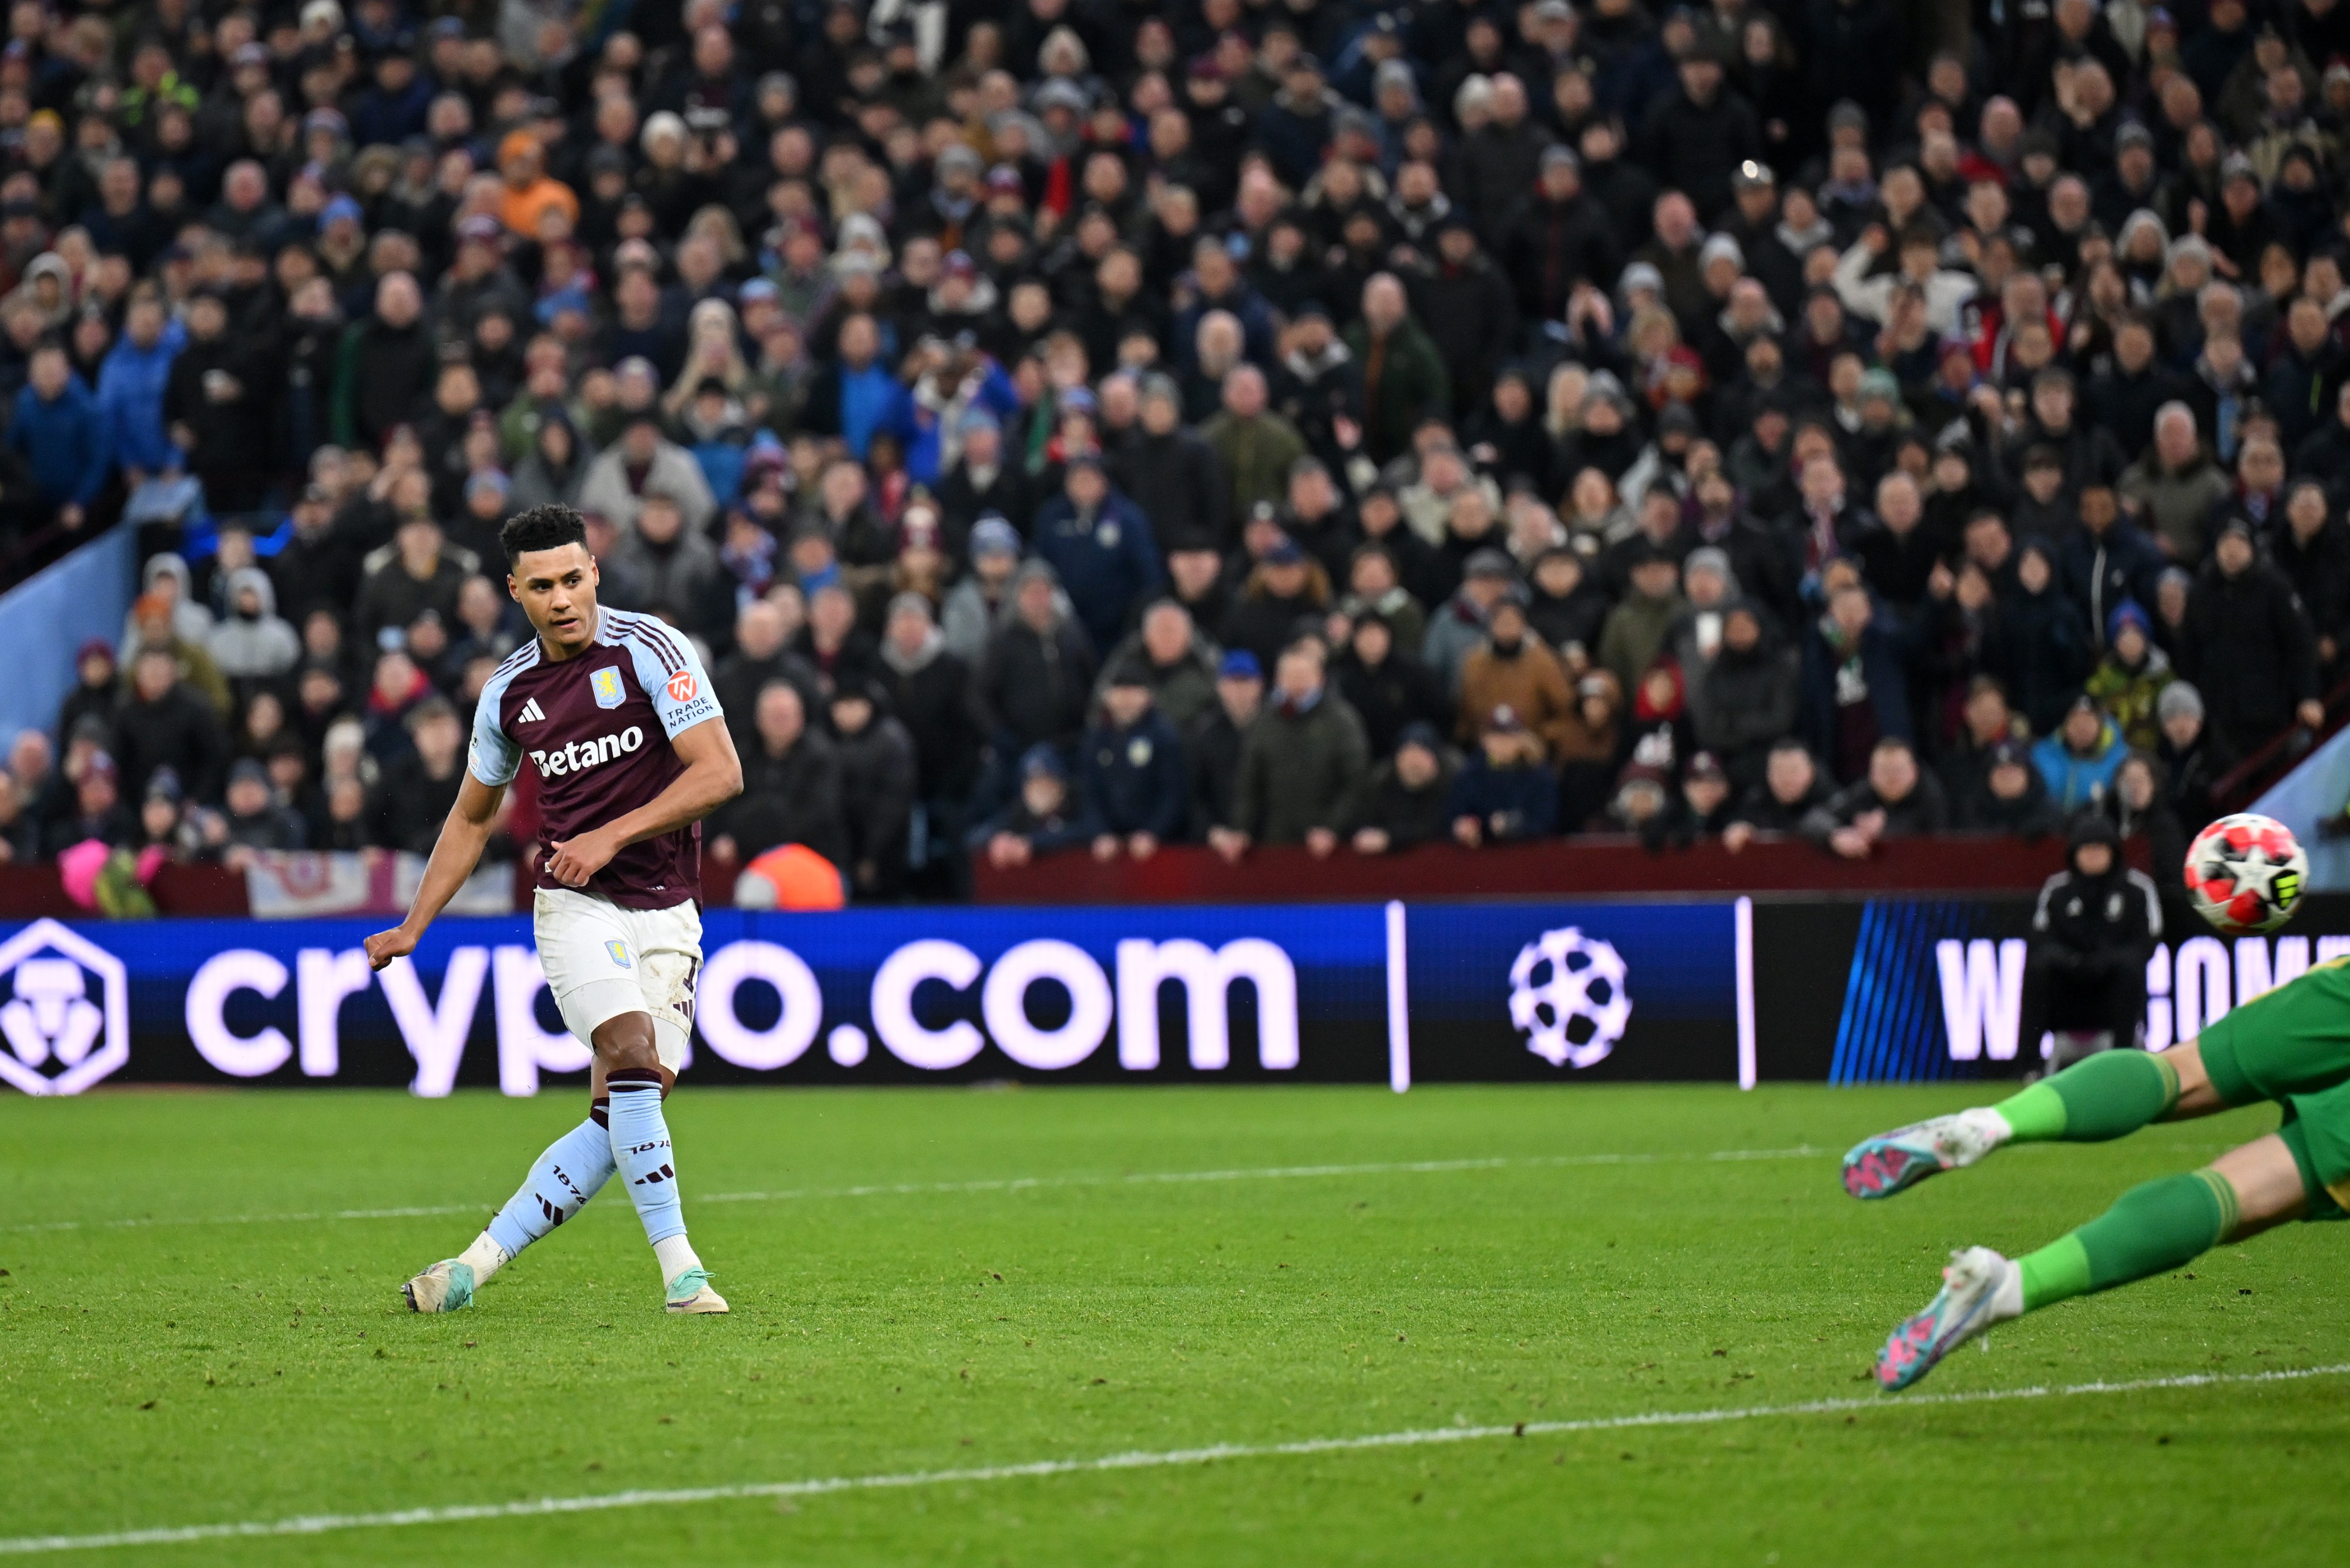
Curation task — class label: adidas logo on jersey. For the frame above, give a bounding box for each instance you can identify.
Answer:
[528,725,646,778]
[516,698,546,724]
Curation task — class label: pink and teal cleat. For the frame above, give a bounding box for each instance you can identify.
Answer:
[1841,1109,2009,1200]
[1875,1246,2022,1391]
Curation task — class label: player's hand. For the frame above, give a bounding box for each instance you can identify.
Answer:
[545,828,618,887]
[364,924,419,972]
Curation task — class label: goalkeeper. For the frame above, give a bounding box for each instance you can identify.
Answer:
[1842,961,2350,1389]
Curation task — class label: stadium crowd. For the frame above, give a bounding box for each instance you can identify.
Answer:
[0,0,2345,898]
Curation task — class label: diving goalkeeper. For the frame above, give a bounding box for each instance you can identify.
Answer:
[1843,961,2350,1389]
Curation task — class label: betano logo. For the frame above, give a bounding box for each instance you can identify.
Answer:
[529,726,645,778]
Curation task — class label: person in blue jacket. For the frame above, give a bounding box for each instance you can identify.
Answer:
[2032,691,2129,813]
[1032,452,1164,655]
[8,343,110,530]
[1082,659,1190,858]
[94,288,184,489]
[967,744,1103,869]
[1448,704,1560,845]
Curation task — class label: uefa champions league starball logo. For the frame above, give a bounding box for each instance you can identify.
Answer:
[1507,927,1632,1069]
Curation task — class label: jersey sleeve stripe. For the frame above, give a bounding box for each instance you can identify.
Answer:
[623,626,687,677]
[621,612,691,672]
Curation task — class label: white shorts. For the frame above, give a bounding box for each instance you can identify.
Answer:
[532,887,703,1072]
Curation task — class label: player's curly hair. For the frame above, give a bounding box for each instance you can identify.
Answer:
[500,504,588,565]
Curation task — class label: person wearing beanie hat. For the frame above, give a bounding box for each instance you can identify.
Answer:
[1952,733,2060,839]
[1343,715,1461,855]
[965,738,1101,869]
[2086,599,2176,752]
[2031,691,2128,813]
[972,553,1099,799]
[1448,699,1559,847]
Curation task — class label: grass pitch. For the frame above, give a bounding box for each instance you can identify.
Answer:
[2,1083,2346,1564]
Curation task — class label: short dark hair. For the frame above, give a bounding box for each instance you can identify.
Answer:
[500,503,588,565]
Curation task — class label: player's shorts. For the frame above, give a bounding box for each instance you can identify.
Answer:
[2194,955,2350,1220]
[532,887,701,1073]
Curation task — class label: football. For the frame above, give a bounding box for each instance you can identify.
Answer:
[2185,812,2309,936]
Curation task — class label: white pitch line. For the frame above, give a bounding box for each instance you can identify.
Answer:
[0,1146,1825,1236]
[3,1362,2341,1556]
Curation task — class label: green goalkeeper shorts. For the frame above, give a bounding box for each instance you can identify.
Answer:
[2197,955,2350,1220]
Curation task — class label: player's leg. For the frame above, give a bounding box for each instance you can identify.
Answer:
[403,1103,619,1314]
[1844,956,2350,1198]
[402,891,636,1313]
[1874,1130,2315,1391]
[1841,1046,2195,1199]
[594,1009,726,1314]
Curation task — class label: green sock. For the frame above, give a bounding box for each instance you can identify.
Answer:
[2016,1170,2234,1312]
[1992,1051,2180,1143]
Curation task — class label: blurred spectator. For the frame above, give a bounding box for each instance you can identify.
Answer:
[1800,580,1915,783]
[578,413,717,535]
[163,290,270,513]
[1218,641,1369,859]
[828,683,918,899]
[1599,540,1688,694]
[1344,724,1460,854]
[1957,738,2063,838]
[46,751,129,857]
[881,593,982,828]
[56,641,118,750]
[1221,538,1328,676]
[207,569,300,684]
[1101,601,1221,734]
[8,343,106,531]
[355,516,468,652]
[612,493,730,643]
[113,645,227,805]
[2275,479,2350,687]
[976,560,1097,771]
[1032,455,1163,656]
[2033,694,2129,814]
[1690,600,1798,791]
[221,758,306,857]
[2157,681,2218,829]
[2084,605,2176,753]
[1804,737,1949,859]
[1190,650,1265,842]
[1082,662,1189,860]
[2119,403,2231,563]
[370,698,468,856]
[2178,518,2324,760]
[969,746,1100,869]
[1458,592,1574,754]
[1449,706,1559,847]
[711,682,848,868]
[95,289,182,492]
[1344,274,1450,464]
[1723,740,1832,851]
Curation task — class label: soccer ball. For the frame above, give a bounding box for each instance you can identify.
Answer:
[2184,813,2308,936]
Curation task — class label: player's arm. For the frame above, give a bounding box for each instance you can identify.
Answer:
[545,717,743,888]
[364,771,508,970]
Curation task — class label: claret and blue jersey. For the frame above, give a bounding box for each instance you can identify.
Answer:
[468,607,723,910]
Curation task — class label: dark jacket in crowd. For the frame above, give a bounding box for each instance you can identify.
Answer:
[2178,556,2319,757]
[1230,689,1372,843]
[1080,707,1189,841]
[714,729,849,867]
